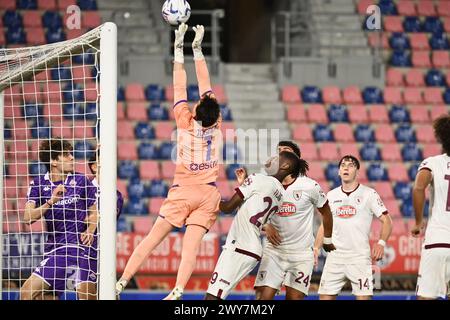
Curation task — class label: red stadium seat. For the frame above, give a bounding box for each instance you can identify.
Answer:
[368,33,389,49]
[308,162,325,181]
[430,105,448,120]
[220,122,236,139]
[23,11,43,28]
[149,197,165,215]
[424,88,443,105]
[3,104,22,119]
[417,0,437,16]
[9,163,28,177]
[126,102,148,121]
[4,85,22,105]
[57,0,76,9]
[22,82,43,103]
[384,87,403,104]
[74,121,95,138]
[72,65,92,84]
[117,179,128,198]
[416,125,436,143]
[405,69,425,87]
[386,68,404,87]
[319,181,331,194]
[117,102,125,120]
[372,181,395,200]
[445,17,450,32]
[357,161,369,182]
[318,142,339,161]
[307,104,328,123]
[369,104,389,123]
[423,143,442,158]
[388,163,409,182]
[348,104,369,123]
[381,143,402,162]
[282,85,301,103]
[322,86,342,104]
[437,1,450,16]
[375,124,395,143]
[155,122,175,140]
[410,33,430,50]
[117,142,138,160]
[139,161,161,180]
[125,83,145,101]
[397,0,416,15]
[218,165,227,181]
[117,120,135,140]
[11,120,30,139]
[357,0,376,14]
[133,217,153,234]
[34,70,50,82]
[84,81,97,102]
[0,0,16,9]
[412,51,431,68]
[297,143,318,161]
[383,200,401,218]
[82,11,102,29]
[75,162,90,176]
[161,161,176,180]
[339,143,361,159]
[217,180,233,200]
[43,103,63,119]
[287,104,307,122]
[26,27,46,45]
[52,121,73,138]
[66,28,85,40]
[38,0,57,10]
[343,86,363,104]
[392,219,407,234]
[212,84,227,104]
[384,16,404,32]
[0,30,6,46]
[43,82,62,103]
[334,123,355,143]
[410,105,430,123]
[403,88,423,104]
[292,124,313,142]
[219,216,234,234]
[432,50,450,68]
[165,84,174,102]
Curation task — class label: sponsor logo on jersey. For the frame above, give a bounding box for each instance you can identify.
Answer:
[189,160,218,171]
[293,190,302,201]
[333,200,342,203]
[277,202,297,217]
[336,205,357,218]
[54,194,81,206]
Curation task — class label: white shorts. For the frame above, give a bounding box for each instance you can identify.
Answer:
[416,247,450,299]
[206,247,260,299]
[254,250,314,295]
[318,259,374,296]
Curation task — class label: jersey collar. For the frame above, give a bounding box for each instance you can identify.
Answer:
[341,183,360,196]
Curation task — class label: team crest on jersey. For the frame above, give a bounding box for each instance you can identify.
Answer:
[293,190,302,201]
[43,186,50,192]
[70,179,77,187]
[336,205,357,218]
[277,202,297,217]
[355,197,362,205]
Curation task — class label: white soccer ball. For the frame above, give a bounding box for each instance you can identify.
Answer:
[162,0,191,25]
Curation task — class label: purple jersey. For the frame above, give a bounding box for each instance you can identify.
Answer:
[26,172,97,254]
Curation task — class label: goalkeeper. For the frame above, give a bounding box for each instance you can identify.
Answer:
[116,23,222,300]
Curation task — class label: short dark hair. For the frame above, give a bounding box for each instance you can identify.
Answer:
[88,150,97,174]
[433,115,450,156]
[278,140,301,158]
[194,94,220,128]
[39,138,73,171]
[338,155,360,169]
[279,151,309,178]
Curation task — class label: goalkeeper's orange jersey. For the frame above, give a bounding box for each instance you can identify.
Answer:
[172,59,222,186]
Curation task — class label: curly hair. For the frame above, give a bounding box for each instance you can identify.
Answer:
[39,138,73,171]
[279,151,309,178]
[433,115,450,156]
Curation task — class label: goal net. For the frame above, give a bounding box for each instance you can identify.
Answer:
[0,22,117,300]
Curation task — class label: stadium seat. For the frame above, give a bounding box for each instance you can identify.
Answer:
[148,104,169,121]
[389,105,410,123]
[58,0,76,9]
[282,85,301,103]
[155,122,174,140]
[369,104,389,123]
[402,143,423,162]
[51,65,71,81]
[133,216,153,234]
[25,27,46,45]
[325,163,340,185]
[62,102,84,120]
[65,28,84,40]
[381,143,402,162]
[318,142,339,161]
[118,161,138,179]
[410,33,430,50]
[292,124,313,142]
[357,0,375,14]
[7,141,29,160]
[432,50,450,68]
[0,29,5,46]
[430,105,448,120]
[384,16,403,32]
[445,17,450,33]
[118,142,138,160]
[147,180,168,198]
[386,68,404,87]
[388,163,409,182]
[383,199,401,218]
[22,82,43,103]
[368,33,389,49]
[63,83,85,103]
[389,33,410,50]
[159,142,175,160]
[430,33,450,50]
[334,124,354,143]
[139,161,160,180]
[362,87,383,103]
[0,0,16,9]
[397,0,416,15]
[7,27,26,44]
[127,180,146,200]
[117,87,125,102]
[395,124,416,143]
[117,120,134,140]
[394,182,412,201]
[405,69,425,87]
[328,104,349,122]
[307,104,328,123]
[354,124,375,142]
[403,16,422,32]
[390,50,411,67]
[220,104,233,121]
[423,17,443,34]
[424,88,444,104]
[145,84,165,101]
[348,105,369,124]
[410,105,430,123]
[298,143,318,161]
[343,86,363,104]
[308,162,325,182]
[403,88,423,104]
[313,124,334,142]
[82,11,101,28]
[138,142,159,160]
[23,11,42,27]
[322,86,342,104]
[3,11,22,28]
[412,51,431,68]
[339,143,361,159]
[422,143,441,158]
[287,104,307,122]
[301,86,322,103]
[125,83,145,101]
[29,162,47,177]
[437,1,450,17]
[407,163,419,181]
[225,163,241,180]
[417,0,436,16]
[360,143,381,161]
[42,11,62,31]
[384,87,403,104]
[443,88,450,104]
[425,69,446,87]
[367,163,388,181]
[165,84,174,102]
[217,180,233,200]
[212,84,227,103]
[117,102,125,120]
[125,199,148,215]
[379,0,397,15]
[126,102,148,121]
[372,181,395,200]
[161,161,176,180]
[187,84,199,101]
[135,122,155,140]
[222,143,241,162]
[375,124,396,143]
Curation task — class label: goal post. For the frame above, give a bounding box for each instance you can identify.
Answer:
[0,22,117,300]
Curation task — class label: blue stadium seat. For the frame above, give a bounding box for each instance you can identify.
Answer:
[51,65,72,81]
[220,104,233,121]
[23,104,43,118]
[31,119,50,138]
[117,86,125,101]
[6,27,26,44]
[395,124,416,143]
[402,143,423,161]
[331,179,341,189]
[42,11,62,31]
[223,143,241,162]
[73,50,96,65]
[187,84,200,101]
[354,124,375,142]
[63,102,85,120]
[116,216,131,232]
[145,84,165,101]
[135,122,155,140]
[124,199,148,215]
[226,163,242,180]
[325,163,340,185]
[46,28,66,43]
[29,162,47,177]
[63,83,85,103]
[138,142,159,160]
[360,143,381,161]
[394,182,412,201]
[77,0,98,10]
[403,16,422,33]
[408,163,419,181]
[425,69,446,87]
[3,11,23,29]
[74,141,94,159]
[389,105,410,123]
[146,180,169,198]
[389,33,410,50]
[313,124,334,142]
[423,17,443,34]
[301,86,322,103]
[159,142,175,160]
[367,163,389,181]
[148,104,169,121]
[91,66,98,78]
[4,124,11,139]
[17,0,37,9]
[430,33,450,50]
[378,0,397,15]
[118,161,139,179]
[362,87,384,103]
[401,198,413,217]
[127,180,147,200]
[389,50,411,67]
[444,88,450,104]
[328,104,349,122]
[85,103,97,121]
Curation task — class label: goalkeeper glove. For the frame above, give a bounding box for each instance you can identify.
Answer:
[115,278,128,296]
[192,25,205,60]
[174,23,188,64]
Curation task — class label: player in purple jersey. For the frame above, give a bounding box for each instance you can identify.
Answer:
[20,139,99,300]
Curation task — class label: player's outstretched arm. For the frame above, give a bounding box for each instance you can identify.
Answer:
[192,25,215,98]
[411,169,431,237]
[219,193,244,214]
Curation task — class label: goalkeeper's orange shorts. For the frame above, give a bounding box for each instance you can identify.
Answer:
[159,183,221,231]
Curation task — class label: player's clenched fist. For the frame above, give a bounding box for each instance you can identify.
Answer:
[322,243,336,252]
[49,184,66,205]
